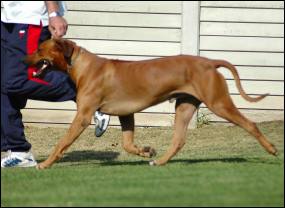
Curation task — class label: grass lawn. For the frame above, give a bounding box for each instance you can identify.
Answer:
[1,120,284,207]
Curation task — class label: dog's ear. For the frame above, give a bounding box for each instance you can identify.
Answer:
[54,38,75,64]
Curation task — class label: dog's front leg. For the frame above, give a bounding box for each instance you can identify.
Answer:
[119,114,156,158]
[37,102,97,170]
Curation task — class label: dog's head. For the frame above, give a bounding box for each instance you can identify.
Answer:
[24,38,76,77]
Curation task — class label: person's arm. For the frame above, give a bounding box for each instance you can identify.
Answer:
[45,1,68,38]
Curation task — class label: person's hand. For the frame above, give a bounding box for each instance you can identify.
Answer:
[48,16,68,38]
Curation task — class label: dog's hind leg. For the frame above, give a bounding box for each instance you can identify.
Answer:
[151,99,198,166]
[207,96,278,156]
[200,69,277,156]
[119,114,156,158]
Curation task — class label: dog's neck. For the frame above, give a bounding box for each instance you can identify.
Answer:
[67,47,83,73]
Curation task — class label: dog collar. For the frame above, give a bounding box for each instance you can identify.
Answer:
[67,47,83,73]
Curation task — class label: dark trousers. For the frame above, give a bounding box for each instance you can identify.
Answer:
[1,22,76,152]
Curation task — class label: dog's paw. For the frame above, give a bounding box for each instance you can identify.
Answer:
[149,160,157,166]
[36,164,43,170]
[143,146,157,158]
[267,144,278,156]
[36,162,48,170]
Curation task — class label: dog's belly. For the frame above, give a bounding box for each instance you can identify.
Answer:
[98,89,197,116]
[99,99,161,116]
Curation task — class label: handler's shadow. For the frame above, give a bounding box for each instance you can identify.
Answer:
[39,150,120,163]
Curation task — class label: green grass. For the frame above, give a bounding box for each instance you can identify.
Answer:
[1,120,284,207]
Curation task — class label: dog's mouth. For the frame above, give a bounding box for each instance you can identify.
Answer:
[33,59,52,78]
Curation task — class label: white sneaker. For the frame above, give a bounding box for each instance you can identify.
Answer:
[1,150,37,168]
[94,111,110,137]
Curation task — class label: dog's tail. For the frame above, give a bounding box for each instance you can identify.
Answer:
[213,60,269,102]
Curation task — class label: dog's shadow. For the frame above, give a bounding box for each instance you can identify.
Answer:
[38,151,280,166]
[37,150,120,163]
[100,157,248,166]
[101,157,280,166]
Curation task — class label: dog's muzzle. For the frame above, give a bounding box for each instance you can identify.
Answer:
[33,59,52,78]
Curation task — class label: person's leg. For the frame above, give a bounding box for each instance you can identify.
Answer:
[1,93,30,152]
[1,22,76,167]
[0,92,38,167]
[1,22,29,152]
[94,111,110,137]
[1,22,38,167]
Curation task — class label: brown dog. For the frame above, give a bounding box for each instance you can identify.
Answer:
[25,38,277,169]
